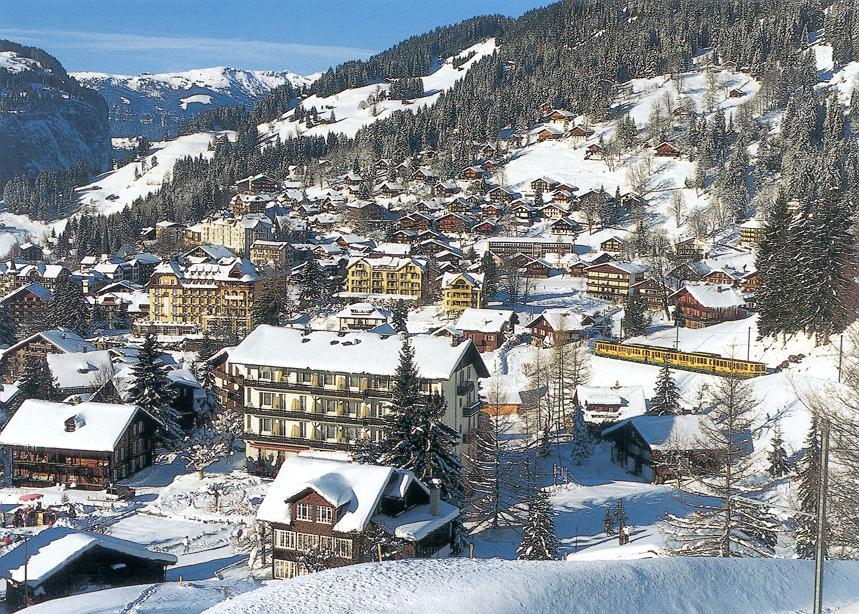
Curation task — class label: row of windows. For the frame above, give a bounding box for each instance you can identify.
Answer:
[274,529,353,559]
[296,503,333,524]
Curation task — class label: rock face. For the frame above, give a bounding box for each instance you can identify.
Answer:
[0,41,111,183]
[73,67,313,139]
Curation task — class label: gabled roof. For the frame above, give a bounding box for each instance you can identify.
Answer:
[455,308,514,333]
[47,350,115,390]
[602,415,714,451]
[441,271,484,289]
[0,527,176,587]
[2,328,96,358]
[0,282,51,305]
[671,283,745,308]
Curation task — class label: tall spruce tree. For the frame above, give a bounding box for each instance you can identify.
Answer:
[622,291,650,338]
[298,256,324,313]
[755,192,795,339]
[517,488,558,561]
[650,366,681,415]
[664,375,780,557]
[794,416,825,559]
[481,251,498,298]
[569,404,593,465]
[390,300,408,333]
[0,303,16,345]
[128,331,183,446]
[45,278,90,336]
[767,422,790,479]
[17,357,60,401]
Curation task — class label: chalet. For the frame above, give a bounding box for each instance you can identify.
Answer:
[545,108,575,126]
[550,216,581,236]
[574,385,647,424]
[522,257,552,278]
[0,400,159,489]
[703,267,742,287]
[534,125,564,141]
[437,212,473,234]
[584,143,605,160]
[526,308,607,346]
[0,528,176,611]
[230,193,273,216]
[729,88,745,98]
[47,350,116,398]
[455,308,516,352]
[670,284,747,328]
[653,141,682,158]
[579,188,614,212]
[552,189,575,204]
[446,196,472,213]
[481,202,505,217]
[391,229,418,243]
[630,278,667,310]
[741,269,760,293]
[487,186,516,204]
[586,261,646,301]
[410,167,438,183]
[258,456,458,579]
[433,180,461,197]
[398,212,434,233]
[672,237,706,261]
[739,218,766,246]
[459,165,486,181]
[343,172,364,188]
[540,202,569,219]
[378,181,404,197]
[0,283,51,338]
[335,303,391,331]
[531,177,559,193]
[567,125,594,142]
[513,204,537,224]
[483,159,499,172]
[602,415,733,483]
[600,236,627,254]
[17,242,43,261]
[233,173,279,193]
[345,201,391,227]
[374,158,392,173]
[0,329,95,384]
[620,192,648,210]
[472,220,498,235]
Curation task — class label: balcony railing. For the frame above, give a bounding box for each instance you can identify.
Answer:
[456,381,475,396]
[244,431,352,451]
[246,406,385,426]
[243,379,390,399]
[462,400,481,418]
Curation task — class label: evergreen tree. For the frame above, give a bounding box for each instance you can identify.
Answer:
[17,357,60,401]
[613,498,628,535]
[390,300,408,333]
[298,256,324,313]
[650,366,681,415]
[0,303,16,345]
[755,192,796,339]
[127,331,182,446]
[767,422,790,479]
[252,280,282,327]
[603,507,616,535]
[794,416,825,559]
[517,488,557,561]
[622,291,651,338]
[44,278,90,336]
[481,251,498,298]
[569,404,593,465]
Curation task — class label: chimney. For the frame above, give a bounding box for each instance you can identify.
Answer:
[429,479,441,516]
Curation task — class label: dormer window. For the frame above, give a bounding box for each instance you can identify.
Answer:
[317,506,333,524]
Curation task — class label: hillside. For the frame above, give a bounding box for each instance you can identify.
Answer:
[0,40,110,183]
[205,557,859,614]
[74,67,314,140]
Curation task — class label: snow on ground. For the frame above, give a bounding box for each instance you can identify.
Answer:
[181,94,214,109]
[77,130,237,216]
[257,39,496,142]
[205,556,859,614]
[0,211,63,258]
[73,67,314,95]
[0,51,40,74]
[828,61,859,106]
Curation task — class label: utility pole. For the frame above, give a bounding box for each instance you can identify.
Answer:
[813,418,830,614]
[23,535,28,607]
[838,335,844,384]
[747,326,751,362]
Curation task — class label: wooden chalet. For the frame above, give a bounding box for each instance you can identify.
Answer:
[584,143,605,160]
[600,236,627,254]
[545,109,575,126]
[653,141,682,157]
[0,400,159,489]
[531,177,559,193]
[398,212,434,233]
[378,181,404,197]
[535,125,564,141]
[568,125,594,141]
[482,202,505,217]
[0,528,176,611]
[0,329,95,384]
[233,173,279,193]
[670,284,747,328]
[258,456,458,579]
[729,88,745,98]
[473,220,498,235]
[455,308,516,352]
[487,186,515,204]
[540,202,569,219]
[672,237,705,261]
[410,167,438,183]
[459,165,486,181]
[0,283,51,338]
[526,308,604,346]
[630,278,667,310]
[437,213,473,234]
[551,216,581,236]
[433,180,461,197]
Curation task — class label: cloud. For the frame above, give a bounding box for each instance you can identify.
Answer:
[0,28,375,72]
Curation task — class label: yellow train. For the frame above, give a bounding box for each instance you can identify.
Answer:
[593,340,768,378]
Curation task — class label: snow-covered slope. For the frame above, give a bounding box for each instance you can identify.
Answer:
[206,557,859,614]
[257,38,497,142]
[77,130,237,216]
[74,67,314,139]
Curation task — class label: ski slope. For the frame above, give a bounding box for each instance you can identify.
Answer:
[257,39,497,142]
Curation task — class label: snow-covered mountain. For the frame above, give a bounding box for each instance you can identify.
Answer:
[0,44,111,183]
[73,67,315,139]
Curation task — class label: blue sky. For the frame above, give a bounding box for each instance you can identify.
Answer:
[0,0,550,75]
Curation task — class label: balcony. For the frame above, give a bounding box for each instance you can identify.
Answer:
[247,406,385,427]
[243,379,389,399]
[456,381,475,396]
[462,400,481,418]
[244,431,352,452]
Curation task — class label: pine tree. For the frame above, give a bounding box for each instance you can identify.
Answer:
[613,498,628,534]
[569,404,593,465]
[127,331,182,446]
[252,279,282,327]
[795,416,824,559]
[755,192,796,339]
[390,300,408,333]
[604,507,616,535]
[17,357,60,401]
[622,291,650,338]
[44,278,90,336]
[767,422,790,479]
[517,488,557,560]
[650,366,681,415]
[663,375,780,557]
[298,256,324,313]
[0,303,16,345]
[481,251,498,298]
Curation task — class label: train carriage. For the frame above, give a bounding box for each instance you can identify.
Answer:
[593,340,767,378]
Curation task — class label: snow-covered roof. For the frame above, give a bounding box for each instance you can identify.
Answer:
[587,260,646,275]
[230,326,488,380]
[526,307,602,331]
[336,302,391,321]
[673,284,745,308]
[441,271,484,289]
[575,385,647,419]
[0,527,176,586]
[0,400,143,452]
[602,415,711,450]
[4,329,96,357]
[347,256,427,272]
[0,282,51,305]
[258,456,442,535]
[455,308,514,333]
[47,350,115,390]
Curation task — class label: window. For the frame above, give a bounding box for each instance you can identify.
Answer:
[261,392,273,407]
[296,503,312,521]
[317,506,333,524]
[273,558,300,579]
[261,418,273,433]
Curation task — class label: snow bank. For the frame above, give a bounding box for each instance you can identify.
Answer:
[206,557,859,614]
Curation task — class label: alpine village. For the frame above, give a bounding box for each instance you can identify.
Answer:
[0,0,859,611]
